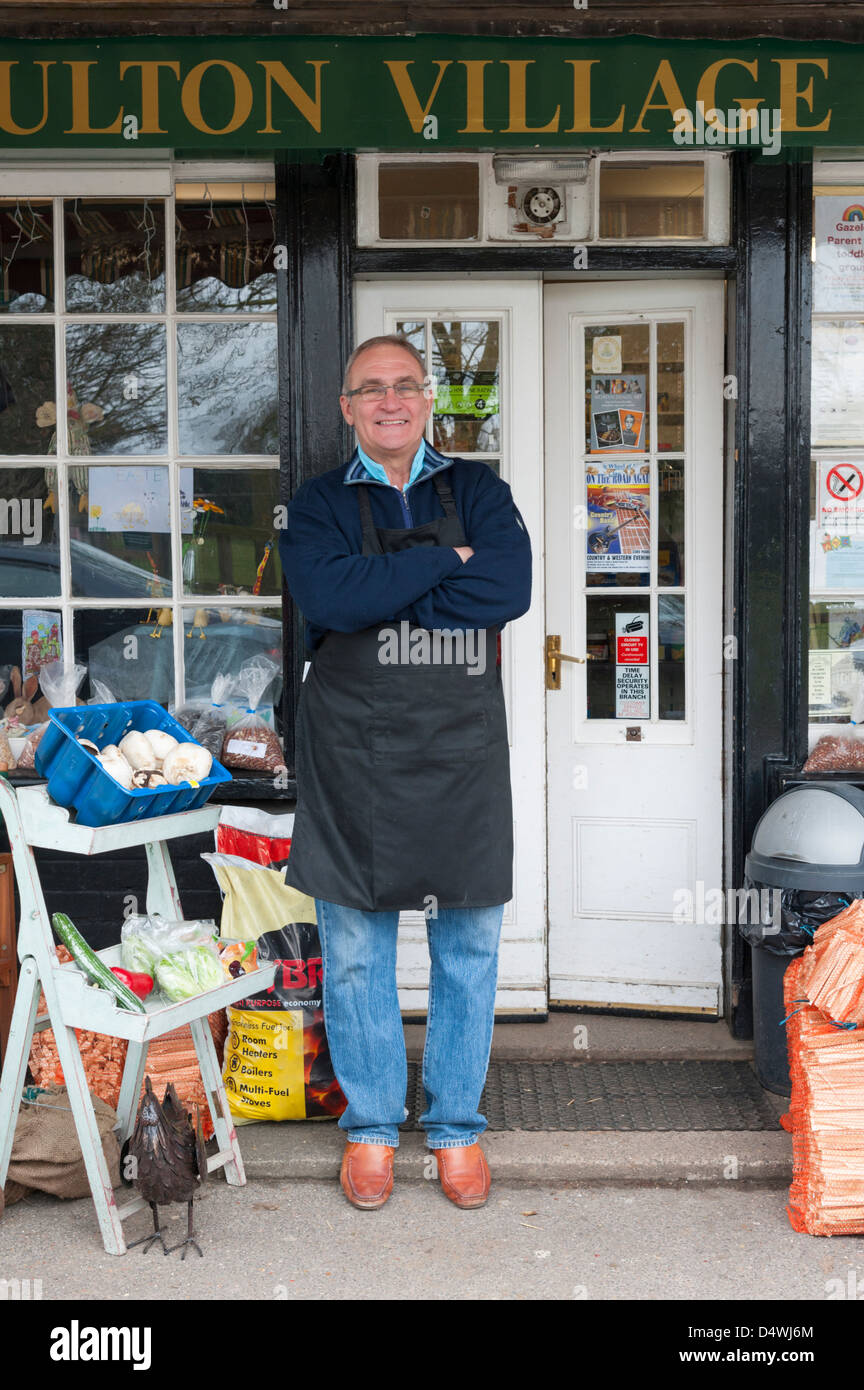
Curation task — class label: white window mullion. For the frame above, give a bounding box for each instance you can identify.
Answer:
[53,194,75,686]
[164,189,186,712]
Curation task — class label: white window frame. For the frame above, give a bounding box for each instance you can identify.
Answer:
[356,150,730,247]
[0,157,280,713]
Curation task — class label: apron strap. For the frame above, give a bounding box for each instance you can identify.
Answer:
[357,466,459,556]
[356,484,384,555]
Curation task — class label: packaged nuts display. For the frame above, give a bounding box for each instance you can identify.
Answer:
[803,734,864,772]
[220,654,286,775]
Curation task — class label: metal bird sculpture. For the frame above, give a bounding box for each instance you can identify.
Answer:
[121,1076,208,1259]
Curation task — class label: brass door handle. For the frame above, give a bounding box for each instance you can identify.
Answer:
[546,635,592,690]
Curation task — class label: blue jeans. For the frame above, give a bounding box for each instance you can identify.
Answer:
[315,898,504,1149]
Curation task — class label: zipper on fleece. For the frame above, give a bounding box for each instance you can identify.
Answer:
[396,486,413,524]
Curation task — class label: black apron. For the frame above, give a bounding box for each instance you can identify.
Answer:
[285,470,513,912]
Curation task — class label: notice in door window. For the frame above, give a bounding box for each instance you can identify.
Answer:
[590,374,646,452]
[812,323,864,445]
[813,459,864,588]
[815,196,864,312]
[615,612,650,718]
[586,466,650,575]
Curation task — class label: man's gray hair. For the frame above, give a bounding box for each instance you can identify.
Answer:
[341,334,427,394]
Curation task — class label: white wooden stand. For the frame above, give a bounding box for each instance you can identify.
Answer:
[0,780,277,1255]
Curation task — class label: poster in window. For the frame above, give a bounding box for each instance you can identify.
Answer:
[811,323,864,445]
[812,459,864,588]
[814,196,864,312]
[586,465,650,574]
[87,467,194,534]
[590,374,646,452]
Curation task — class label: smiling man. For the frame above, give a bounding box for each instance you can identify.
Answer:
[279,334,532,1211]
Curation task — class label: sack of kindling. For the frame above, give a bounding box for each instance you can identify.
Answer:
[203,823,346,1124]
[220,654,286,776]
[2,1085,120,1208]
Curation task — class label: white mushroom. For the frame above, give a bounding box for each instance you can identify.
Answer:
[161,742,212,785]
[118,731,157,770]
[77,738,100,756]
[144,729,178,764]
[131,768,168,788]
[97,749,135,789]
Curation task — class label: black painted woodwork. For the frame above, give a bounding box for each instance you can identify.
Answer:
[728,152,812,1037]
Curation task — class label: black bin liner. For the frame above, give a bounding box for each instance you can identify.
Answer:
[738,880,857,957]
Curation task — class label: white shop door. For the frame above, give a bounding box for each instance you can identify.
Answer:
[354,278,547,1016]
[545,281,724,1013]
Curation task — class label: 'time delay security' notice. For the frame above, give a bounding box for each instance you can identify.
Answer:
[615,612,650,718]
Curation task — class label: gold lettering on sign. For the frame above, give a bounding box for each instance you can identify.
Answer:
[565,59,624,132]
[64,60,123,134]
[118,61,180,135]
[457,59,492,134]
[502,60,560,133]
[772,57,831,131]
[0,61,54,135]
[384,60,452,133]
[629,59,688,133]
[257,60,328,133]
[181,60,253,135]
[695,58,759,126]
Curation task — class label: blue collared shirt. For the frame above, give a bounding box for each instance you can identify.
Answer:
[356,439,427,490]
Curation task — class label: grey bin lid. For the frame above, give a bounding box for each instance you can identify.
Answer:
[745,783,864,891]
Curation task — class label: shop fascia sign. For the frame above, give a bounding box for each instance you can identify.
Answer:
[0,35,849,150]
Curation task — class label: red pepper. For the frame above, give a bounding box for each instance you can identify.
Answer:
[111,966,154,999]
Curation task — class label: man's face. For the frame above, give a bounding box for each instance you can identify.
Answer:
[624,414,635,429]
[340,344,432,460]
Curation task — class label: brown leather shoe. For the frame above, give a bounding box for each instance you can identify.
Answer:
[433,1143,491,1209]
[340,1142,395,1210]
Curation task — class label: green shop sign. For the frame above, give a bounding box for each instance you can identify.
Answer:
[0,34,857,150]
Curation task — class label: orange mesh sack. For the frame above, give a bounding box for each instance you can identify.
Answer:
[783,938,864,1236]
[28,944,227,1140]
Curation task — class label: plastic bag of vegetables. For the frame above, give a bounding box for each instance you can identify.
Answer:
[120,912,222,1003]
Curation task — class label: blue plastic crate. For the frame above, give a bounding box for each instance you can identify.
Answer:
[34,701,231,827]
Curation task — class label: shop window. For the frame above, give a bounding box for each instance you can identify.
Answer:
[0,181,283,752]
[807,180,864,765]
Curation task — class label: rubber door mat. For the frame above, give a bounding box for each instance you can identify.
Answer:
[403,1060,780,1131]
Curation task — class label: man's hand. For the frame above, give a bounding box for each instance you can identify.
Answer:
[453,546,474,563]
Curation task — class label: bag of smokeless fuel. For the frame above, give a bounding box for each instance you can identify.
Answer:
[202,850,346,1124]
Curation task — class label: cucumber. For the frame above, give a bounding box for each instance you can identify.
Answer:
[52,912,146,1014]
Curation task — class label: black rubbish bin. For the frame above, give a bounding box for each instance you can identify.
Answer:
[743,783,864,1095]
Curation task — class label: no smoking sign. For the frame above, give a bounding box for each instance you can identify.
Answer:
[826,464,864,501]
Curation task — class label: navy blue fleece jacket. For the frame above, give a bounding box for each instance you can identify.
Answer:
[280,441,532,652]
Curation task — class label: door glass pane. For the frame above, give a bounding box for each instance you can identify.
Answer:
[175,192,276,312]
[1,200,54,313]
[586,461,650,587]
[64,200,165,312]
[395,320,426,357]
[658,458,685,586]
[65,323,167,454]
[658,595,685,720]
[586,596,650,719]
[0,325,56,455]
[80,606,176,706]
[0,466,59,596]
[177,322,278,454]
[657,321,685,451]
[585,324,650,453]
[430,320,499,454]
[181,469,282,596]
[69,465,172,598]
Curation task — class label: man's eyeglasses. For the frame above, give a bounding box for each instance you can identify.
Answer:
[345,381,429,402]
